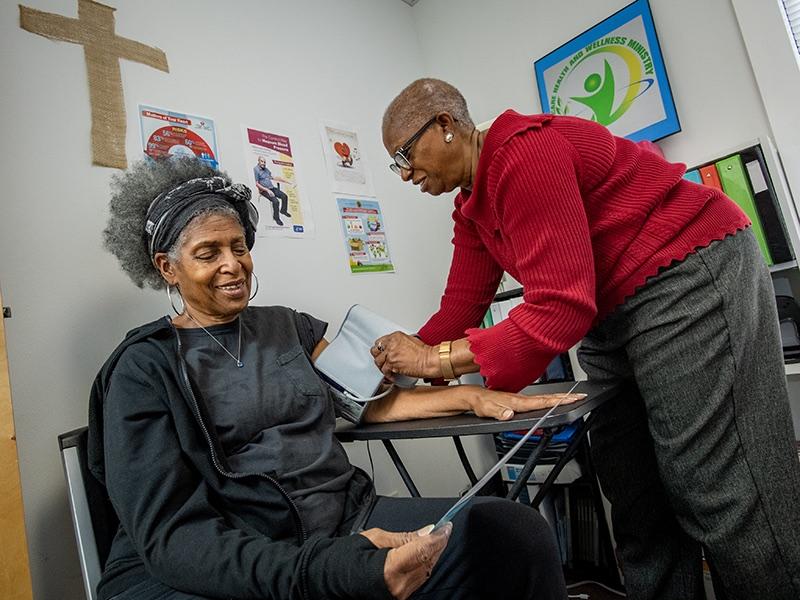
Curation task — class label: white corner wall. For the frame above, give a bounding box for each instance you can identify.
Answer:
[0,1,456,597]
[410,0,773,166]
[731,0,800,212]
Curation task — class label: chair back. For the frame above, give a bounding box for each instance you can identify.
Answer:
[58,426,119,600]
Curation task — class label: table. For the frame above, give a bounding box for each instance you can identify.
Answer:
[335,380,618,504]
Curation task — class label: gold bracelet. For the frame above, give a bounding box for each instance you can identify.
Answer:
[438,341,456,381]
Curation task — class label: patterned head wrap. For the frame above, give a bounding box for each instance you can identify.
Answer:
[144,176,258,260]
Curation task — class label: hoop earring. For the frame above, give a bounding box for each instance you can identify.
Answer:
[166,284,185,315]
[249,272,259,301]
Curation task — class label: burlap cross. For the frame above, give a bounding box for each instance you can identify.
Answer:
[20,0,169,169]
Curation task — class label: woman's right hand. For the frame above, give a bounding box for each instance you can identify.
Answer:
[464,387,586,420]
[360,524,452,599]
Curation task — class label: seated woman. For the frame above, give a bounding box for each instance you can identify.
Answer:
[88,156,583,600]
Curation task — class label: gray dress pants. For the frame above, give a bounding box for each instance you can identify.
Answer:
[578,227,800,599]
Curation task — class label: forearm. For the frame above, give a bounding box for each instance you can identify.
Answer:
[361,381,581,423]
[447,338,479,377]
[415,337,478,379]
[417,208,503,345]
[363,385,473,423]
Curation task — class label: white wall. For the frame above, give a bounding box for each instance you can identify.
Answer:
[0,1,459,597]
[410,0,773,166]
[732,0,800,215]
[3,0,800,597]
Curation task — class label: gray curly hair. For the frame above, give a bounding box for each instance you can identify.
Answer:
[103,157,239,290]
[382,78,474,138]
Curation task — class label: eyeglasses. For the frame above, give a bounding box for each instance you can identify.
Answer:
[389,116,437,176]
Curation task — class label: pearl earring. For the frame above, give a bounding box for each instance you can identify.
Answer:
[445,132,454,143]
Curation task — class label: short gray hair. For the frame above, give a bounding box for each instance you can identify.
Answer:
[383,78,474,137]
[103,157,237,290]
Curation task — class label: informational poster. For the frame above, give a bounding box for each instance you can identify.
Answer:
[139,105,219,168]
[320,121,374,197]
[336,198,394,274]
[533,0,679,141]
[243,126,314,239]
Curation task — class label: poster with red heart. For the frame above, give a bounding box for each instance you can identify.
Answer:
[320,120,374,197]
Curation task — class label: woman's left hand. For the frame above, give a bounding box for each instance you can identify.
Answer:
[371,332,439,380]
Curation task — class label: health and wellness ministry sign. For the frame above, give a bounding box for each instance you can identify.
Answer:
[534,0,679,141]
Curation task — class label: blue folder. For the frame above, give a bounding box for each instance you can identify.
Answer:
[684,169,702,184]
[500,421,580,443]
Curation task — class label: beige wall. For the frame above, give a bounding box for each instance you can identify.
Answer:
[0,293,33,600]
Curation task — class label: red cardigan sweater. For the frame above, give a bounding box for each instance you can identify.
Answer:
[417,110,750,391]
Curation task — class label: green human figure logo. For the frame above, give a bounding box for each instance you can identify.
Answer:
[552,43,654,127]
[570,60,617,125]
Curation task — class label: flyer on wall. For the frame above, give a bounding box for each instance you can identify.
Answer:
[139,105,219,168]
[336,198,395,274]
[243,126,315,239]
[320,121,375,197]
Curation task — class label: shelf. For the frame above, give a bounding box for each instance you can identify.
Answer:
[494,287,523,302]
[770,260,798,273]
[785,362,800,376]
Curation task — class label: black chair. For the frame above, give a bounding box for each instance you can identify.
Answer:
[58,427,118,600]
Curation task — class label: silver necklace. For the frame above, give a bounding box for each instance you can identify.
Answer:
[186,312,244,368]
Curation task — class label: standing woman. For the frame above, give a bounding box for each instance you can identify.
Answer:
[374,78,800,600]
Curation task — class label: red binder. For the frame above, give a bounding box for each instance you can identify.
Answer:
[699,164,723,190]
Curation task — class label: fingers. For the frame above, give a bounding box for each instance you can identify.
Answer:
[413,527,449,576]
[506,392,587,416]
[372,335,407,379]
[483,400,516,421]
[371,338,388,369]
[373,333,401,352]
[383,523,452,599]
[471,390,587,421]
[372,341,388,371]
[360,527,416,549]
[372,353,398,382]
[373,351,387,369]
[408,523,451,572]
[381,360,398,378]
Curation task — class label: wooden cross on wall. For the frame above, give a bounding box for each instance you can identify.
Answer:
[19,0,169,169]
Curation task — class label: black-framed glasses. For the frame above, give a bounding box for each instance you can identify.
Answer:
[389,116,437,175]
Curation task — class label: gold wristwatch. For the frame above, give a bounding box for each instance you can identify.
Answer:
[438,341,456,381]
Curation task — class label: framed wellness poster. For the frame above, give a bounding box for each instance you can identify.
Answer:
[533,0,680,141]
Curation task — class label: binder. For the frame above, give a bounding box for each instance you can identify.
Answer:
[740,146,794,264]
[699,164,723,190]
[498,299,516,320]
[489,302,503,325]
[684,169,702,185]
[716,154,773,265]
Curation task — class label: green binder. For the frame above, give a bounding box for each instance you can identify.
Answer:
[716,154,774,265]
